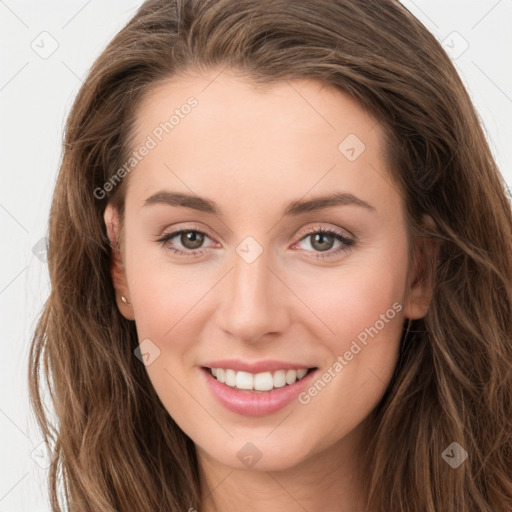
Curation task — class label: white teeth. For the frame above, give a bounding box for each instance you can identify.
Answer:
[285,369,297,385]
[208,367,311,391]
[297,368,308,379]
[235,371,254,390]
[225,369,236,387]
[253,371,273,391]
[273,370,286,388]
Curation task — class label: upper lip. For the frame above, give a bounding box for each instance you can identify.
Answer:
[202,359,316,374]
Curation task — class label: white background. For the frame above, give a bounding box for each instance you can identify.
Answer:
[1,1,511,510]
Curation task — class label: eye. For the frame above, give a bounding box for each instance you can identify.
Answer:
[155,225,216,257]
[294,225,355,259]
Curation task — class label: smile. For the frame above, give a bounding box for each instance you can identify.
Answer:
[207,367,311,392]
[201,362,318,416]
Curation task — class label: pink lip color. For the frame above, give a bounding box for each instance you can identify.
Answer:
[201,366,317,417]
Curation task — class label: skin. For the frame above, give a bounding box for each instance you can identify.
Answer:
[104,68,436,512]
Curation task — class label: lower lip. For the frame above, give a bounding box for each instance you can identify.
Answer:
[201,367,317,417]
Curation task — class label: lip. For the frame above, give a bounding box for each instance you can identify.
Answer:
[202,358,313,373]
[201,365,318,417]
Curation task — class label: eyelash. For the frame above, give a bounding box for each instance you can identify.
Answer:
[155,224,355,260]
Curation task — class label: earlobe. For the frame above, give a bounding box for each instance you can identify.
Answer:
[403,215,441,320]
[104,203,135,321]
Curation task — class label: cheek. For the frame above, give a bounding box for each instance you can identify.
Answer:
[288,242,408,427]
[124,238,211,341]
[292,242,409,354]
[123,243,209,430]
[290,242,408,437]
[335,267,405,350]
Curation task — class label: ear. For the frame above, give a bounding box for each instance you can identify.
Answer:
[104,203,135,321]
[403,215,441,320]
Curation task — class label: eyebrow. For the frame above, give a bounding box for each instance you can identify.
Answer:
[143,190,376,215]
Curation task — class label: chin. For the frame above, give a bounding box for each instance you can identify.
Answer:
[196,429,315,473]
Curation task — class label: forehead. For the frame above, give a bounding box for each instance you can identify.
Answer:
[126,69,398,216]
[133,69,381,154]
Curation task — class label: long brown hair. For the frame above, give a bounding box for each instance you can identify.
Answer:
[28,0,512,510]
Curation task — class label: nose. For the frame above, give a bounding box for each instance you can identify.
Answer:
[215,246,291,345]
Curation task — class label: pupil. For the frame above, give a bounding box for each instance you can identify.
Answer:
[182,231,204,249]
[312,233,333,251]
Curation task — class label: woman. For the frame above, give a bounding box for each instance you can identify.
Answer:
[28,0,512,511]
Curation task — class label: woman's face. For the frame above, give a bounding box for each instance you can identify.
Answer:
[105,69,432,473]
